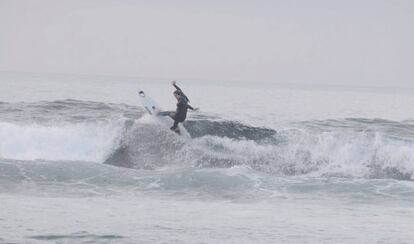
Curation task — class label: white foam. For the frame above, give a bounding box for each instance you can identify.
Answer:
[186,131,414,179]
[0,120,125,162]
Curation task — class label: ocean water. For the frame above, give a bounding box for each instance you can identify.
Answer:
[1,73,414,243]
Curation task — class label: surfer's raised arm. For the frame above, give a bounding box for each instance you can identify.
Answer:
[172,80,182,92]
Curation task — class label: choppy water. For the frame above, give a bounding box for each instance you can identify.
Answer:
[1,74,414,243]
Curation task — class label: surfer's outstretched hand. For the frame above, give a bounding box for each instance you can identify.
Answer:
[172,80,177,85]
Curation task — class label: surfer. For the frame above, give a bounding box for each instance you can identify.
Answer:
[169,80,198,133]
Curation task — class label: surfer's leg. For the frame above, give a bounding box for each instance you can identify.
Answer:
[157,111,170,116]
[170,121,181,134]
[169,112,176,120]
[170,120,179,130]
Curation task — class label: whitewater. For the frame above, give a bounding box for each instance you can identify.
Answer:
[1,73,414,243]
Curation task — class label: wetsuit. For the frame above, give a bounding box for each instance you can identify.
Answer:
[171,84,194,131]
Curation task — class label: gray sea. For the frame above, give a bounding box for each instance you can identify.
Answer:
[1,72,414,243]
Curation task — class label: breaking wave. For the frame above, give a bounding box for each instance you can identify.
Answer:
[0,120,124,162]
[1,100,414,181]
[104,118,414,181]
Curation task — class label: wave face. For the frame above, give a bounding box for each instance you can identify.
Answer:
[1,100,414,181]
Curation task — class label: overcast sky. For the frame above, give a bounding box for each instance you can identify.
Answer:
[0,0,413,86]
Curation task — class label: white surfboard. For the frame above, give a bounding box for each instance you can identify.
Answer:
[138,90,162,116]
[138,90,190,138]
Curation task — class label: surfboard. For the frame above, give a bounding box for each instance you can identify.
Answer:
[138,90,190,138]
[138,90,162,116]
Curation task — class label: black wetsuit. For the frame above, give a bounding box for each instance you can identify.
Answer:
[171,84,194,130]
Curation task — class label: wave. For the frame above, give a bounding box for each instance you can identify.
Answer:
[0,159,255,199]
[1,100,414,181]
[103,118,414,180]
[0,120,125,162]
